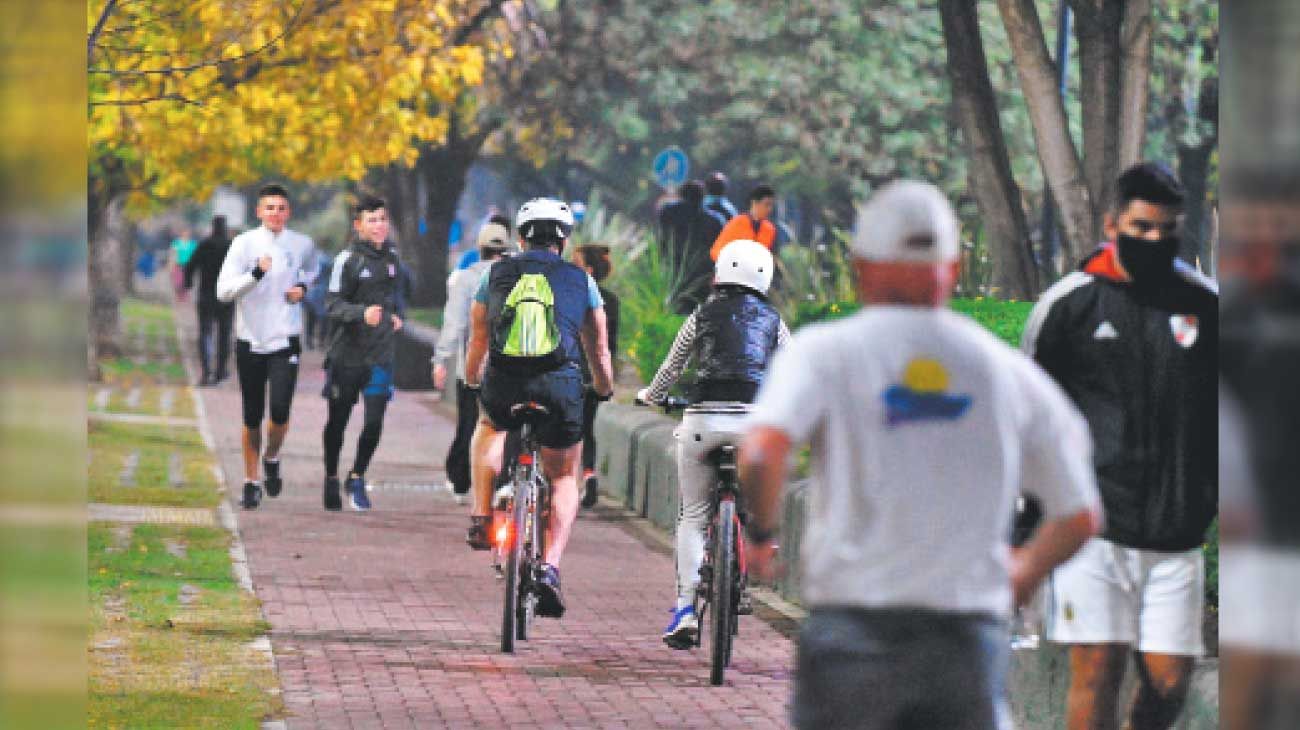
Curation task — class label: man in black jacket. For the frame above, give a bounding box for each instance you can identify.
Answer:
[183,215,235,385]
[320,195,405,512]
[1023,163,1217,730]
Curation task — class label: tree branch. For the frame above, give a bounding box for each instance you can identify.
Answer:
[87,0,120,66]
[453,0,509,47]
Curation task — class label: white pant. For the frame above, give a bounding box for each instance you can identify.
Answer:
[673,405,749,608]
[1045,537,1205,656]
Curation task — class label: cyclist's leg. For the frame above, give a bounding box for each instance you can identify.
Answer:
[469,414,507,518]
[675,412,715,609]
[539,443,583,567]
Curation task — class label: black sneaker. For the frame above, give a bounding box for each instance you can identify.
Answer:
[241,481,262,509]
[263,458,282,498]
[466,516,491,551]
[737,588,754,615]
[323,476,342,511]
[535,563,566,618]
[198,373,215,387]
[580,472,599,508]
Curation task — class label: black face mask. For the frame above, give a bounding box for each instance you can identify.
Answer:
[1116,233,1178,282]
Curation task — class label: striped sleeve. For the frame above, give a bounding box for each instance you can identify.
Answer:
[644,312,700,402]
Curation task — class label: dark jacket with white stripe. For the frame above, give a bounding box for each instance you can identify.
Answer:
[325,240,406,368]
[1022,245,1218,551]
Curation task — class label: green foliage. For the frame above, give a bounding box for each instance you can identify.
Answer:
[608,234,688,383]
[949,297,1036,347]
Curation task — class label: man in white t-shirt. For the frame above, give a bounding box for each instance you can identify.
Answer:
[217,184,318,509]
[739,180,1104,730]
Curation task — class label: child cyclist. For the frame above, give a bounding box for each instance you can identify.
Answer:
[635,239,791,648]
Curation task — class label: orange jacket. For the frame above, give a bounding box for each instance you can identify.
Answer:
[710,213,776,261]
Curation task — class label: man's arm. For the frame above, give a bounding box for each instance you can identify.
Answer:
[216,237,258,303]
[737,425,792,580]
[464,301,490,387]
[1010,508,1101,608]
[639,312,698,402]
[580,306,614,396]
[324,252,367,324]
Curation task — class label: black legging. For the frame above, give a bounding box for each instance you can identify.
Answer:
[323,393,389,478]
[581,390,600,471]
[197,300,233,377]
[444,379,479,493]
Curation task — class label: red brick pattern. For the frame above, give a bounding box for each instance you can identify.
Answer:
[196,343,795,729]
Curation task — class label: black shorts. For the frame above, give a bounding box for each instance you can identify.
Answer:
[480,364,584,449]
[236,337,300,429]
[322,363,395,405]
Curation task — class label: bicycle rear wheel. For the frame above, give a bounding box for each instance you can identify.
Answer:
[709,497,736,686]
[500,485,528,653]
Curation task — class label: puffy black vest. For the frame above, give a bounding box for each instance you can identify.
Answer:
[693,286,781,403]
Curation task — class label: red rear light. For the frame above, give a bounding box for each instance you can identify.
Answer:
[495,521,511,547]
[518,454,533,465]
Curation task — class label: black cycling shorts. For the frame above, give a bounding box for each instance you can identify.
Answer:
[480,364,584,449]
[236,337,300,429]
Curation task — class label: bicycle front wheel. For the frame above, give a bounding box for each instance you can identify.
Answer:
[709,497,736,686]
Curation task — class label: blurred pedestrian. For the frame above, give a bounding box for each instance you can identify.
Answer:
[1022,162,1218,730]
[183,215,235,385]
[433,217,514,504]
[302,241,334,350]
[573,244,620,508]
[659,180,726,313]
[704,171,738,220]
[740,180,1102,730]
[710,184,777,260]
[170,226,197,302]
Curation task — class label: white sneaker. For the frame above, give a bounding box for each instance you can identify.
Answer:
[493,483,514,509]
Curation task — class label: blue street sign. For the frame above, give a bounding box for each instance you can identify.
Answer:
[652,146,689,189]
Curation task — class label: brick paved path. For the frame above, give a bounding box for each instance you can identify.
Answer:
[182,309,795,729]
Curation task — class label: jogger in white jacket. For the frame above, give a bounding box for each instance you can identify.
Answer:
[216,183,318,509]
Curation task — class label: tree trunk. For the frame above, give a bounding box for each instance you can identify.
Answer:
[940,0,1039,299]
[1177,140,1213,270]
[1118,0,1154,167]
[88,183,124,378]
[1071,0,1124,221]
[996,0,1097,263]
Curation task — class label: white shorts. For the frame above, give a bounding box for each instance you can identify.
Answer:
[1045,537,1205,656]
[1219,543,1300,655]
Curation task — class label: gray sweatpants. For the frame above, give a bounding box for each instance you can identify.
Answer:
[794,607,1013,730]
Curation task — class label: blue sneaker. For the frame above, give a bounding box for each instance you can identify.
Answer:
[346,474,371,512]
[662,606,698,649]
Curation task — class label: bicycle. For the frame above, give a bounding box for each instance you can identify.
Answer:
[642,396,752,686]
[493,402,552,654]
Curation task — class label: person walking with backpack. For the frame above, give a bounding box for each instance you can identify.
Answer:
[319,195,406,512]
[635,239,790,649]
[462,198,615,619]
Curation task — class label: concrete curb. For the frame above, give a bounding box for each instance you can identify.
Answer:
[173,306,285,722]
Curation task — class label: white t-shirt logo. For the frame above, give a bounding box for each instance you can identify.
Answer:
[882,358,972,427]
[359,267,372,279]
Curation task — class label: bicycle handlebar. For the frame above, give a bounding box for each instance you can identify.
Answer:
[634,395,691,413]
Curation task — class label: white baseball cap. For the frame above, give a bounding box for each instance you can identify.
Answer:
[850,180,960,263]
[476,221,512,250]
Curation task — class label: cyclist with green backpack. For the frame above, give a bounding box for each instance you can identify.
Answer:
[462,198,615,619]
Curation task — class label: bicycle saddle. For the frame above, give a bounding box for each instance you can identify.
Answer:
[510,401,551,423]
[705,443,738,468]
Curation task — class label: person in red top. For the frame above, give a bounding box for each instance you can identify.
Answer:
[710,184,777,260]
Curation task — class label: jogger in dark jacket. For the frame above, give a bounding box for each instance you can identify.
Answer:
[320,195,406,512]
[1022,162,1217,730]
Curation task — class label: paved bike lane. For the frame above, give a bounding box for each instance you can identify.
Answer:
[185,310,795,728]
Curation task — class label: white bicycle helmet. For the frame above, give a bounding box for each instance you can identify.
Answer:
[715,239,774,294]
[515,197,575,244]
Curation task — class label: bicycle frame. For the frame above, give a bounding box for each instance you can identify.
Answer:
[499,415,550,654]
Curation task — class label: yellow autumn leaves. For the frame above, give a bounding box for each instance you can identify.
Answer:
[89,0,493,209]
